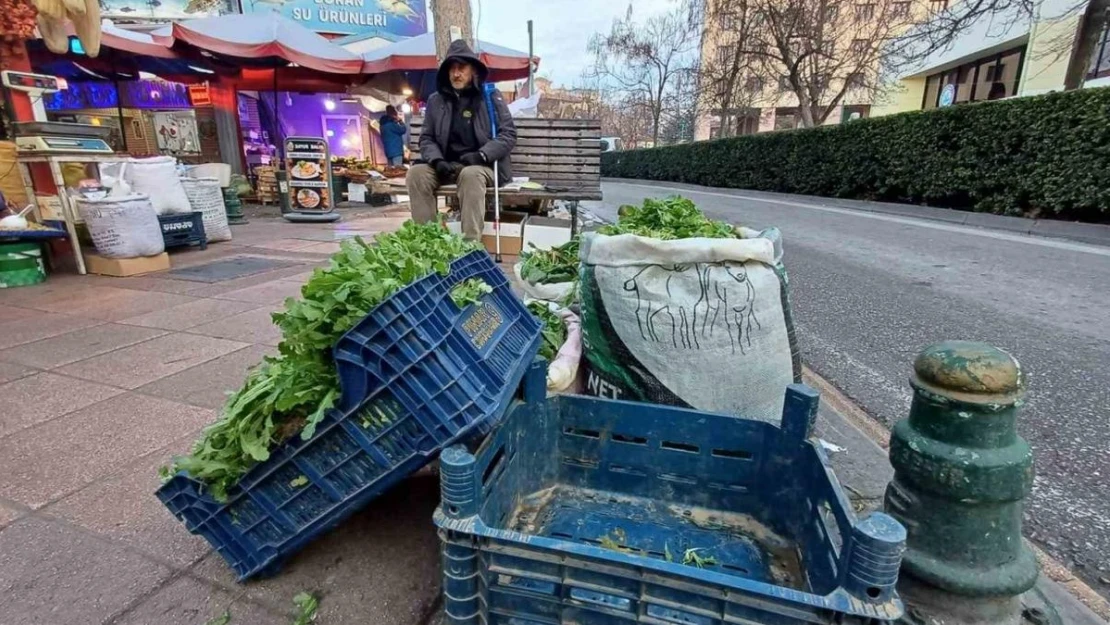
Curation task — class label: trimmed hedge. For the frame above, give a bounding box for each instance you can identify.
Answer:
[601,87,1110,223]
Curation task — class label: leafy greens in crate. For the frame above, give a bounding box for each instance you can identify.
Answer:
[162,222,483,500]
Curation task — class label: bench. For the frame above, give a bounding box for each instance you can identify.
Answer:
[393,117,603,232]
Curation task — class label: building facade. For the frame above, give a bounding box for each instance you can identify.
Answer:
[871,0,1096,116]
[693,0,922,140]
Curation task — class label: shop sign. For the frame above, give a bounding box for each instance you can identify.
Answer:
[101,0,235,20]
[242,0,427,39]
[939,84,956,107]
[285,137,334,213]
[189,84,212,107]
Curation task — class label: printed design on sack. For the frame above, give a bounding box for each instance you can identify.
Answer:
[461,303,504,350]
[623,263,759,354]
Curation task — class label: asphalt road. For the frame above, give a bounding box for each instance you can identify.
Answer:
[588,180,1110,598]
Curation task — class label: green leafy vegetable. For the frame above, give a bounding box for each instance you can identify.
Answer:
[526,302,567,361]
[205,611,232,625]
[664,543,674,562]
[449,277,493,308]
[292,591,319,625]
[289,476,309,488]
[599,196,740,240]
[519,237,580,285]
[682,548,717,568]
[163,221,480,500]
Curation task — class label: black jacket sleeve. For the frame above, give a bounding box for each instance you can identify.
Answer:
[419,95,446,163]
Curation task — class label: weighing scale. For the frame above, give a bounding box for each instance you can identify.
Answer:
[3,71,124,274]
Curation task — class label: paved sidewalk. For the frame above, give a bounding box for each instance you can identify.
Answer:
[2,204,1103,625]
[0,206,442,625]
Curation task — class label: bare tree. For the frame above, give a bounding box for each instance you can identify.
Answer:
[690,0,764,137]
[588,2,701,144]
[704,0,917,128]
[659,65,701,143]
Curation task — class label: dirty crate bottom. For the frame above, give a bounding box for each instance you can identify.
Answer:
[505,486,805,591]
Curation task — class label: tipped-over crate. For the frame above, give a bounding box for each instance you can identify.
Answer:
[435,363,907,625]
[158,250,541,580]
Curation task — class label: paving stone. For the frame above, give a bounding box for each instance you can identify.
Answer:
[0,516,174,625]
[110,276,214,295]
[0,323,165,369]
[192,472,442,625]
[0,393,215,508]
[295,241,343,255]
[211,280,305,305]
[118,298,261,331]
[0,501,24,528]
[248,238,324,252]
[0,303,38,321]
[27,285,143,314]
[112,576,282,625]
[138,344,274,410]
[0,372,123,438]
[0,280,101,308]
[57,333,249,390]
[38,288,199,322]
[0,312,103,350]
[46,439,212,567]
[0,360,38,384]
[188,307,283,346]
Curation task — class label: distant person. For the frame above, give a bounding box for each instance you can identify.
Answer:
[406,39,516,241]
[379,105,406,167]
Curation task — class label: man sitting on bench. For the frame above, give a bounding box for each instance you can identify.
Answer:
[406,39,517,241]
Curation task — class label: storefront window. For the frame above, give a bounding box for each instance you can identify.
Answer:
[922,45,1025,109]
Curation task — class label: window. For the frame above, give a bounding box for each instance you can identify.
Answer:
[1088,21,1110,79]
[854,3,875,20]
[821,39,836,56]
[824,4,840,21]
[745,75,765,92]
[779,75,793,91]
[851,38,869,55]
[891,2,910,17]
[751,10,766,26]
[814,74,830,92]
[846,72,866,89]
[774,107,798,129]
[923,45,1025,109]
[719,12,735,31]
[718,44,736,66]
[984,62,1006,82]
[929,0,948,11]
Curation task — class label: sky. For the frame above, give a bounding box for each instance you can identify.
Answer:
[459,0,678,86]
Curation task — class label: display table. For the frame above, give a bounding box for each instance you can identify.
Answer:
[17,151,128,275]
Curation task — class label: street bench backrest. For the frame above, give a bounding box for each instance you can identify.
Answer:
[408,117,602,200]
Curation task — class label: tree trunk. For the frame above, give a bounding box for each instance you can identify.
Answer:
[432,0,474,61]
[1064,0,1108,90]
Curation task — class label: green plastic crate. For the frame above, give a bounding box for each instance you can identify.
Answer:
[0,242,45,288]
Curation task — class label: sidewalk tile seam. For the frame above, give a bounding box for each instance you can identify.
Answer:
[53,334,253,390]
[14,420,206,513]
[0,324,171,371]
[0,317,108,351]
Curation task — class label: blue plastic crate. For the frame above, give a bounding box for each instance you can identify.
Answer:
[157,250,541,581]
[435,363,907,625]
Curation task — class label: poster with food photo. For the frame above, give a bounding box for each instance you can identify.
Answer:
[284,137,333,213]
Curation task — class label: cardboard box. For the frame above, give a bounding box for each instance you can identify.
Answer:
[446,211,527,256]
[83,252,170,277]
[522,216,572,251]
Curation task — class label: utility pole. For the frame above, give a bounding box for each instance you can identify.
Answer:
[432,0,473,61]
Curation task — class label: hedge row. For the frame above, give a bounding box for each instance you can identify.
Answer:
[601,88,1110,223]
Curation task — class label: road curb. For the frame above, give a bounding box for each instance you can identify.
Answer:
[802,365,1110,622]
[602,178,1110,248]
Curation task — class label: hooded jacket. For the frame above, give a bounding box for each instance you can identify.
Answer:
[379,113,406,159]
[418,39,516,185]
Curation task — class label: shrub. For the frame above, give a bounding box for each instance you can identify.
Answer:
[601,88,1110,223]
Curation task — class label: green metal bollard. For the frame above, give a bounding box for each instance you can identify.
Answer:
[885,341,1039,625]
[222,187,248,225]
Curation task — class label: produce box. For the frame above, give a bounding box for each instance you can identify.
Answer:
[158,250,541,580]
[446,211,527,256]
[436,365,907,625]
[83,252,170,277]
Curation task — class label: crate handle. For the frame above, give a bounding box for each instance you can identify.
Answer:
[645,604,713,625]
[568,588,632,611]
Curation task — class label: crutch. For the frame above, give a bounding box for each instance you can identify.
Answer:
[482,83,502,263]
